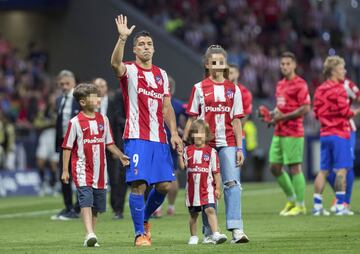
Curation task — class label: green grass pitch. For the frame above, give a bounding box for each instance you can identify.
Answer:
[0,181,359,254]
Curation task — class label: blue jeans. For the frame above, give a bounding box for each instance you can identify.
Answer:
[202,146,243,234]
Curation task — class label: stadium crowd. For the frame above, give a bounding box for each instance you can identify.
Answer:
[127,0,360,97]
[0,34,57,171]
[1,0,359,177]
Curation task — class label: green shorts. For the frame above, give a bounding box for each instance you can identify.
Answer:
[269,136,304,165]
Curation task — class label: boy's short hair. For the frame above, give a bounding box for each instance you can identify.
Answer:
[133,30,152,46]
[73,83,99,103]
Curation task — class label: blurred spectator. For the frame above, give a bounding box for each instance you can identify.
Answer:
[94,77,127,220]
[34,93,58,196]
[52,70,80,220]
[0,109,15,170]
[126,0,360,96]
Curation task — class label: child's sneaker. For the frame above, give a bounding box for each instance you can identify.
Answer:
[83,233,97,247]
[202,236,215,244]
[231,229,249,243]
[211,232,227,244]
[188,236,199,245]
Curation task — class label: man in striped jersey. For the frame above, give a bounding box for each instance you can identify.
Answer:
[110,15,182,246]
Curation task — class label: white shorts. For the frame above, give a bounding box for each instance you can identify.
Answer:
[36,128,59,162]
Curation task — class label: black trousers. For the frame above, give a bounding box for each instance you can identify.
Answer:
[106,150,127,214]
[59,147,79,212]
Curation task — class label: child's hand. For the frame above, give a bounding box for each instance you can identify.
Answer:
[215,188,221,199]
[119,154,130,167]
[177,147,183,156]
[61,170,69,184]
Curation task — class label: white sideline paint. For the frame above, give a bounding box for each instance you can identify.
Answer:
[0,209,59,219]
[0,188,281,219]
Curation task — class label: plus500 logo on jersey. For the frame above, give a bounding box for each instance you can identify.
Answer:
[138,88,163,99]
[83,137,104,144]
[188,166,209,173]
[205,104,231,113]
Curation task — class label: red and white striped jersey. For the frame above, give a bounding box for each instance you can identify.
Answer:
[119,62,170,143]
[343,78,360,131]
[62,112,114,189]
[186,78,244,147]
[183,145,220,207]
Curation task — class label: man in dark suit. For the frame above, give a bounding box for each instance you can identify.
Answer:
[94,77,127,219]
[51,70,80,220]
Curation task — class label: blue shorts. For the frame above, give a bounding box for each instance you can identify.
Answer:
[350,131,356,161]
[320,135,353,171]
[77,186,106,213]
[171,148,178,170]
[124,139,175,185]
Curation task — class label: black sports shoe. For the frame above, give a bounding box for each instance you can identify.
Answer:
[112,212,124,220]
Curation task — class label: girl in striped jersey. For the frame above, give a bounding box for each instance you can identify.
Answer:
[178,119,226,245]
[184,45,249,243]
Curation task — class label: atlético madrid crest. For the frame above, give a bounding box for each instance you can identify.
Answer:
[98,124,104,131]
[203,154,210,162]
[226,89,234,99]
[134,168,138,175]
[155,75,163,86]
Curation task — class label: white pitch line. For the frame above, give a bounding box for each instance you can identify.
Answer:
[0,209,59,219]
[0,187,281,219]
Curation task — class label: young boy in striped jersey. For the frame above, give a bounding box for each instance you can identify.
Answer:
[61,83,130,247]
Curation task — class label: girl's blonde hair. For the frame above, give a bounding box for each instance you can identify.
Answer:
[203,44,229,79]
[187,119,213,145]
[323,55,345,79]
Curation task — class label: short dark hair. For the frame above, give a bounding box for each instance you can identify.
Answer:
[280,51,296,62]
[73,83,99,103]
[133,30,152,46]
[187,119,213,145]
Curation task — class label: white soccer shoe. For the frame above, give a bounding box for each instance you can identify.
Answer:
[343,207,355,216]
[188,236,199,245]
[330,204,337,213]
[312,208,330,216]
[83,233,97,247]
[231,229,249,243]
[211,232,227,244]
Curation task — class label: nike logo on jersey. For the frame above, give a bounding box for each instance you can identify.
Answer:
[205,92,213,97]
[82,127,89,131]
